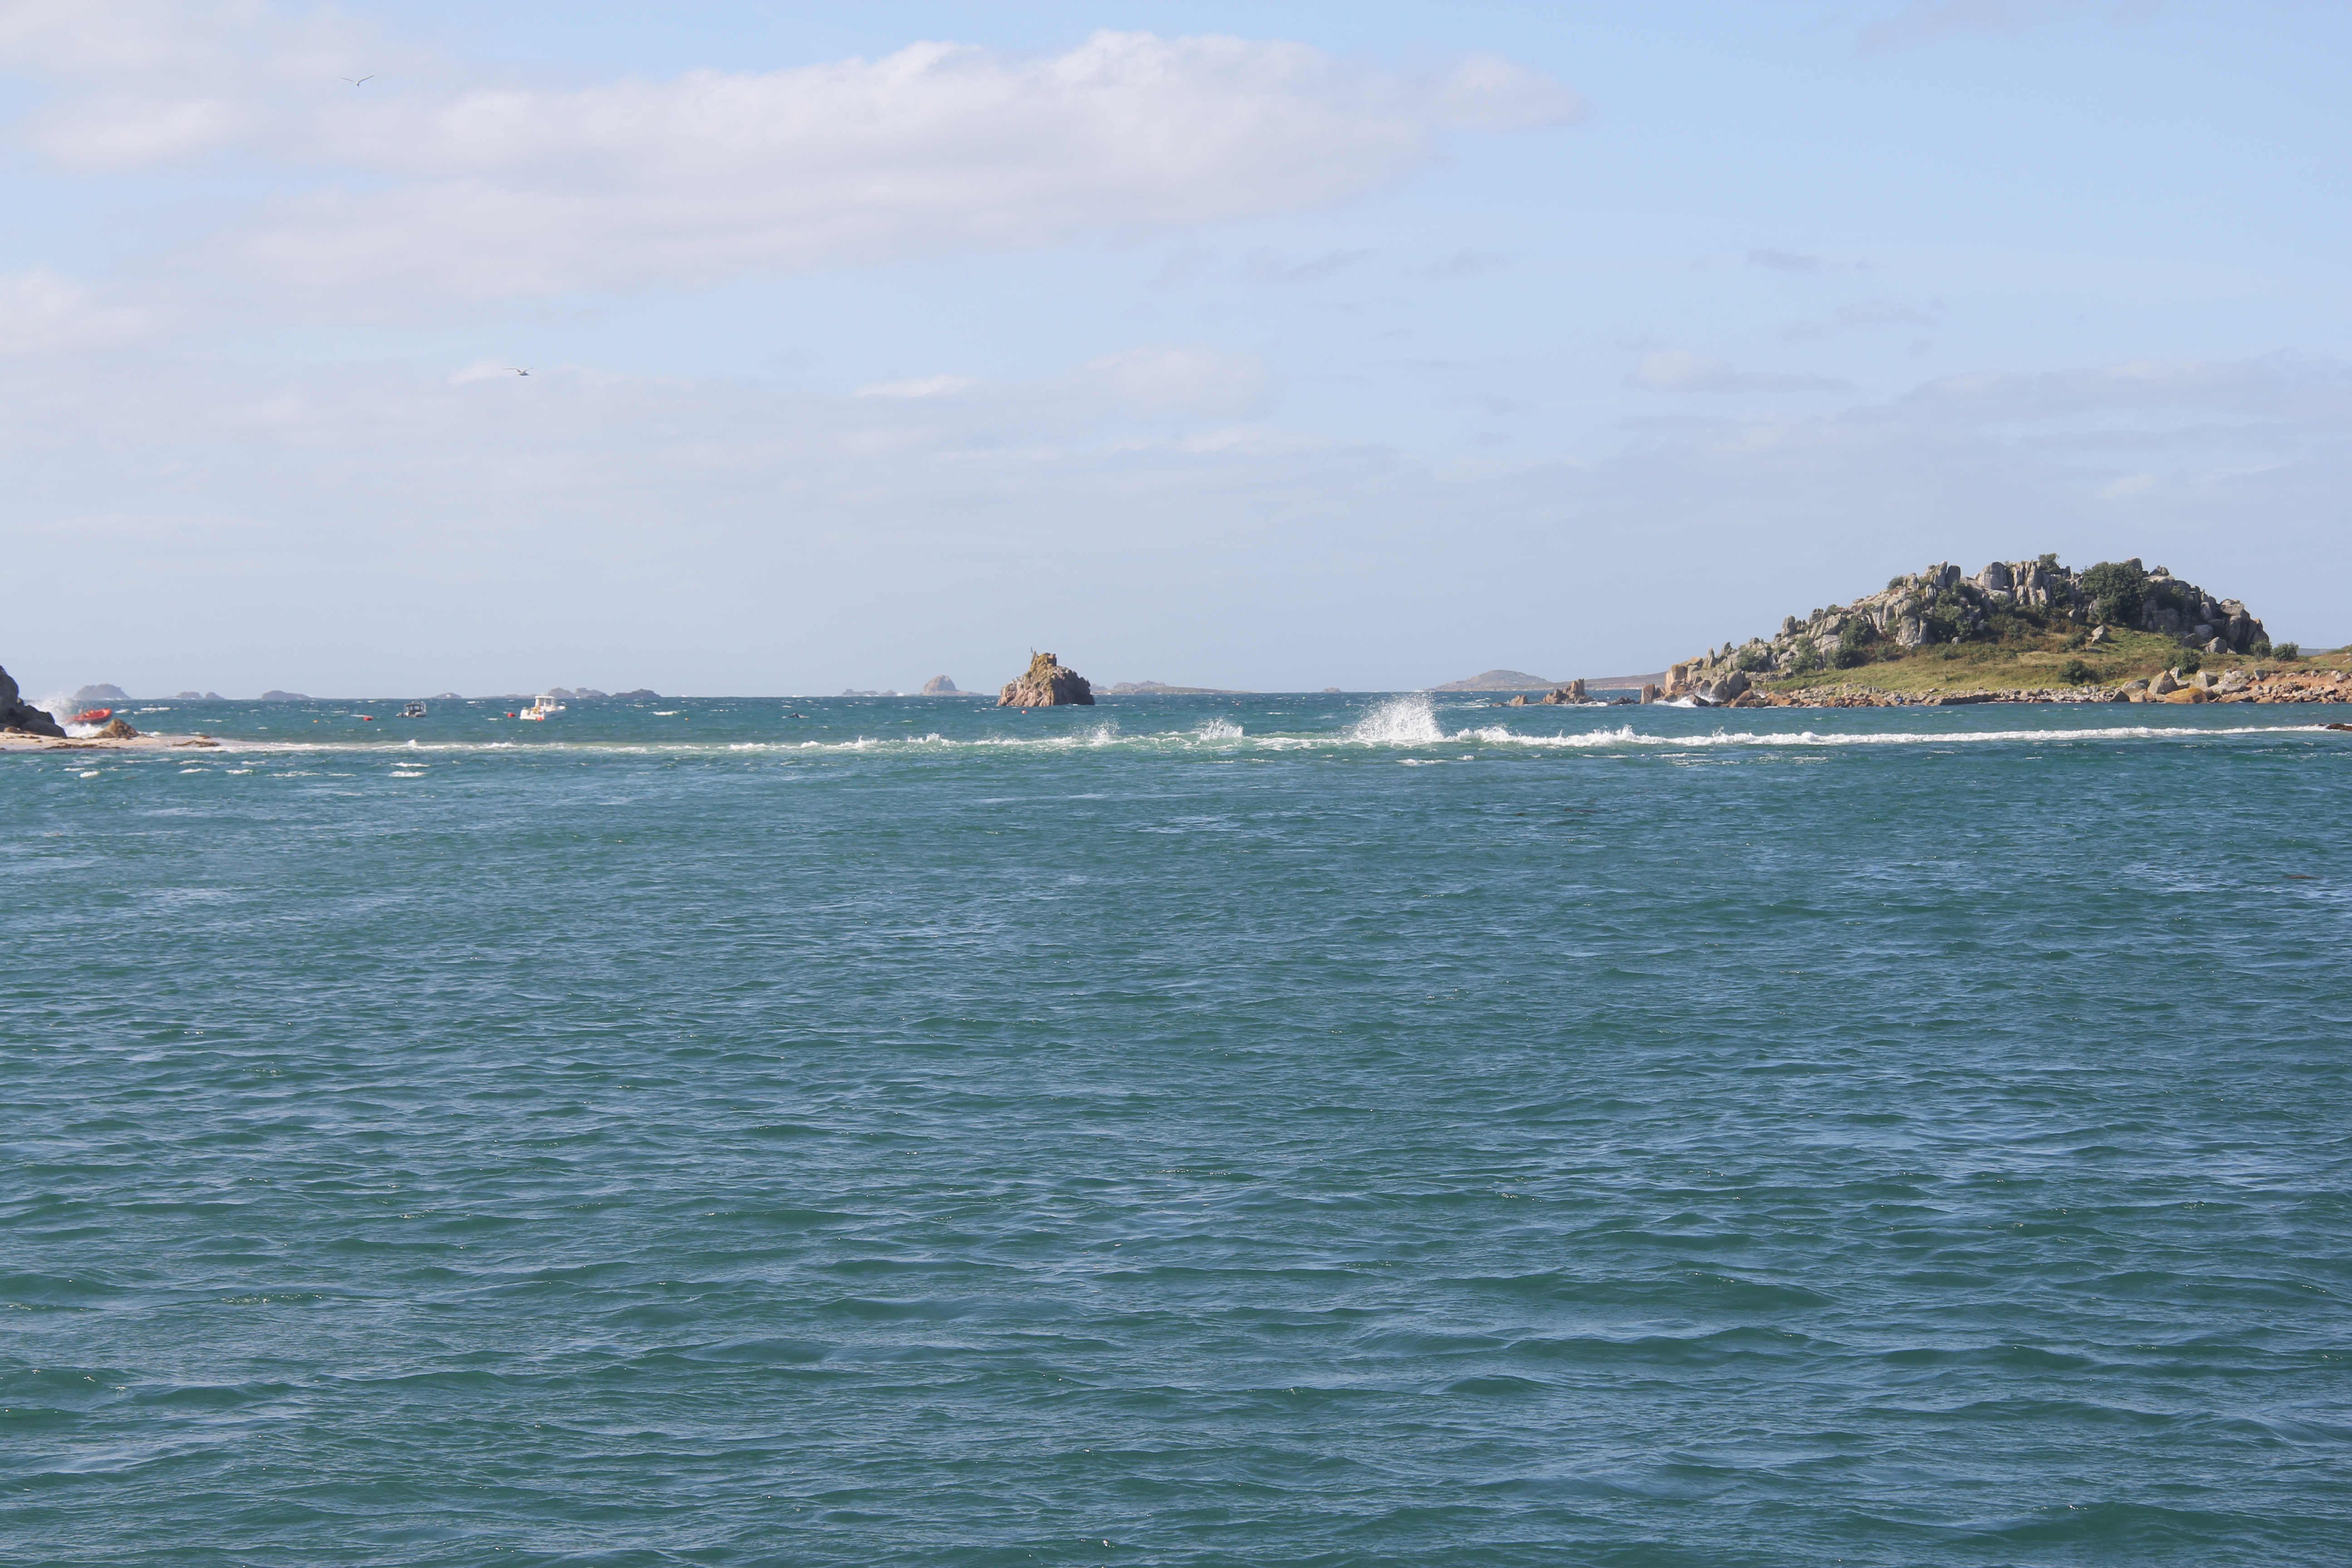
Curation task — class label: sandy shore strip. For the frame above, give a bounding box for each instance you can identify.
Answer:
[0,732,230,753]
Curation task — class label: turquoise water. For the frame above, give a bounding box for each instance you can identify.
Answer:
[6,692,2351,1566]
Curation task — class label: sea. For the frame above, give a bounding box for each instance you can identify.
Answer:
[5,691,2350,1567]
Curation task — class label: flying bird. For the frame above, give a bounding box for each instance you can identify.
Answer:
[343,75,373,85]
[511,368,529,377]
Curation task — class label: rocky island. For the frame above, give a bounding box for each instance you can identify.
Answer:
[1655,557,2337,706]
[998,652,1094,707]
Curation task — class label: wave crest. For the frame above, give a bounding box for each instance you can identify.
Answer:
[1348,696,1446,745]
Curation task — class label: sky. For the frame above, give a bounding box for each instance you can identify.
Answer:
[1,0,2346,697]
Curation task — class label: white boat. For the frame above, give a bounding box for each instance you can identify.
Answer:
[517,694,565,721]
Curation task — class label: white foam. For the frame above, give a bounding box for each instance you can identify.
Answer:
[1348,695,1447,745]
[89,713,2343,765]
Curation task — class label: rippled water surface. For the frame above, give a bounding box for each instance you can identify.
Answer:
[6,692,2352,1565]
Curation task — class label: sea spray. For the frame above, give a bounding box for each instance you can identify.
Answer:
[1348,695,1447,745]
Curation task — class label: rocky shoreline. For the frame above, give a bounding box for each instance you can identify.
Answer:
[1677,664,2350,709]
[1637,556,2336,707]
[1,665,67,737]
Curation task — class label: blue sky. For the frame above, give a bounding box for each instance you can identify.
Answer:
[1,0,2345,696]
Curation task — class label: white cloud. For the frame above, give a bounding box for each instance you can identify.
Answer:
[1067,345,1272,420]
[8,20,1577,300]
[5,344,2339,698]
[1630,349,1844,394]
[0,270,148,355]
[848,346,1269,418]
[1241,247,1374,285]
[854,375,981,399]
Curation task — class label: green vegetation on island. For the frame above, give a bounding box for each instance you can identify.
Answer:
[1665,556,2338,703]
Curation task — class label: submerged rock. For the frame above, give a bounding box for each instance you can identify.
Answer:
[998,652,1095,708]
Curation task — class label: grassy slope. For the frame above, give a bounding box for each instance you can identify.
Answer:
[1763,626,2348,696]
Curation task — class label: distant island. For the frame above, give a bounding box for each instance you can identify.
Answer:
[1434,667,1667,693]
[1432,669,1557,692]
[1102,680,1249,695]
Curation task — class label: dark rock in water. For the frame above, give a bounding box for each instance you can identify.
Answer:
[921,676,960,695]
[74,683,130,704]
[95,717,138,738]
[0,665,67,737]
[613,689,658,699]
[998,652,1094,707]
[260,690,309,701]
[1537,679,1589,705]
[1504,694,1530,706]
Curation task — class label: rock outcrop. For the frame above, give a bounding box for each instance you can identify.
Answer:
[95,717,139,739]
[921,676,960,695]
[1662,556,2275,700]
[1503,680,1594,707]
[998,652,1094,707]
[0,666,67,737]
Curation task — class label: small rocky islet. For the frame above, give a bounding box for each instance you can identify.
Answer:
[997,652,1095,707]
[1656,556,2339,707]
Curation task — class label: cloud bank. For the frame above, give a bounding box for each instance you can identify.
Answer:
[9,14,1576,300]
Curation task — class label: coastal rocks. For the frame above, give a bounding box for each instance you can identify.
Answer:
[1687,671,1749,706]
[1496,682,1592,706]
[2150,671,2180,695]
[95,717,139,738]
[1669,555,2279,703]
[998,652,1095,707]
[0,665,67,737]
[920,676,960,695]
[74,683,130,704]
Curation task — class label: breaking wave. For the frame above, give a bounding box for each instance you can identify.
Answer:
[1348,695,1447,745]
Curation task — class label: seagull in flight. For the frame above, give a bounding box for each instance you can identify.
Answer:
[510,368,529,376]
[343,75,373,85]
